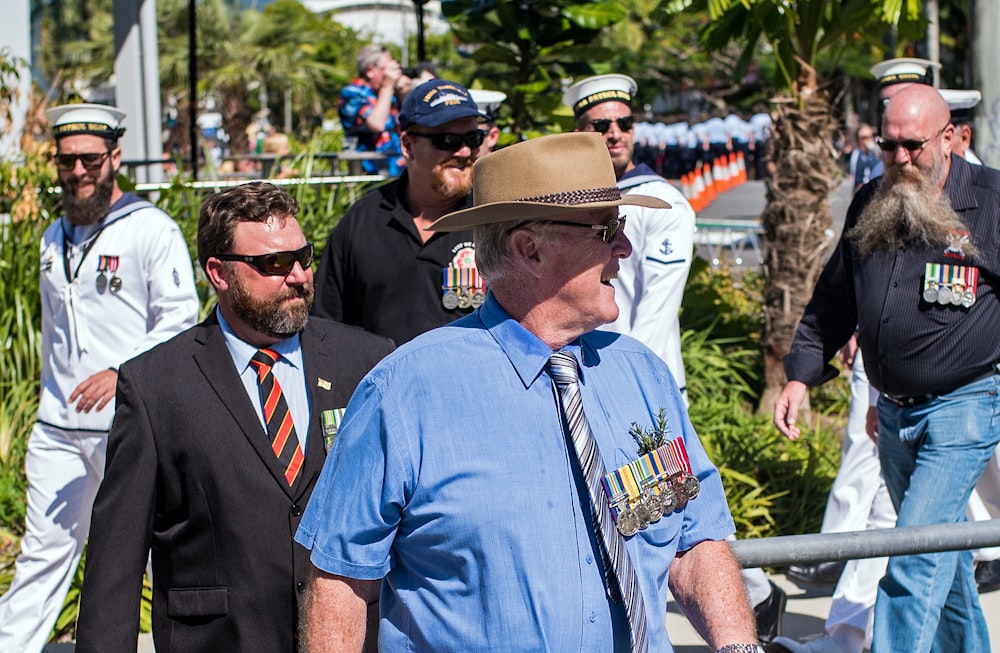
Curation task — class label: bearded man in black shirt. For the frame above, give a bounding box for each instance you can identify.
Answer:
[773,83,1000,653]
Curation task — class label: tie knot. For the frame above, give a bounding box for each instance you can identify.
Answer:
[251,348,279,372]
[548,350,580,386]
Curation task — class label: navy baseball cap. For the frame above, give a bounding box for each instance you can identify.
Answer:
[399,79,487,130]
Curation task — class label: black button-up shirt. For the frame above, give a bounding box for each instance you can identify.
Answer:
[785,155,1000,397]
[313,172,476,345]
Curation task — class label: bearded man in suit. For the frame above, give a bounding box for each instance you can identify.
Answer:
[75,182,394,652]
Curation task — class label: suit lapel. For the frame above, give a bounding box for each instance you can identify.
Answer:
[297,324,332,500]
[192,316,300,496]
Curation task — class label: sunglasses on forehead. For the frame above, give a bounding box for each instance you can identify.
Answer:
[53,151,112,172]
[216,243,314,276]
[408,130,486,151]
[589,116,635,134]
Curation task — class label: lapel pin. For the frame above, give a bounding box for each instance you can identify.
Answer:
[317,378,331,390]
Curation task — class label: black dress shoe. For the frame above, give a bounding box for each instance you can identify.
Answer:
[976,559,1000,594]
[754,580,787,645]
[784,561,845,586]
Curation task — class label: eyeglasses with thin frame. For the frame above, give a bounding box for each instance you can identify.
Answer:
[506,215,627,244]
[875,125,949,155]
[54,151,112,172]
[589,116,636,134]
[216,243,314,276]
[408,130,486,151]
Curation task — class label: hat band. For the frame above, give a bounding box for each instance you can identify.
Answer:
[53,122,123,138]
[573,89,633,118]
[518,186,622,205]
[879,72,932,87]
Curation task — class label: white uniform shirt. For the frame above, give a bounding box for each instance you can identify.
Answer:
[606,168,696,395]
[37,194,199,431]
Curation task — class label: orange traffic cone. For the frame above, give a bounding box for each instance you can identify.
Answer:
[728,153,740,188]
[691,169,706,211]
[702,162,716,203]
[737,151,748,184]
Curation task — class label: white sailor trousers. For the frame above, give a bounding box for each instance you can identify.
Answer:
[0,421,107,652]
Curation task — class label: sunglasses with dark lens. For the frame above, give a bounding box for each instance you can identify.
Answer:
[589,116,636,134]
[507,215,627,244]
[54,151,112,172]
[408,130,486,151]
[216,243,314,276]
[875,125,948,154]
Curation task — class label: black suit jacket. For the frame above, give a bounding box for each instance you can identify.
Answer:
[75,314,393,653]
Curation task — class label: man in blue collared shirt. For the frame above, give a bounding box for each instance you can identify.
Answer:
[297,134,761,652]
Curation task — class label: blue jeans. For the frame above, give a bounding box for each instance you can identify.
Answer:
[872,369,1000,653]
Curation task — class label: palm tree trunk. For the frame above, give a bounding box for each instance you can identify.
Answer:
[759,91,843,412]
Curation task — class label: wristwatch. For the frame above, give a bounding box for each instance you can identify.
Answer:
[715,645,765,653]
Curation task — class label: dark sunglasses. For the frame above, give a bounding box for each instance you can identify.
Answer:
[408,130,486,151]
[54,151,112,172]
[507,215,627,244]
[875,125,948,155]
[589,116,636,134]
[216,243,314,276]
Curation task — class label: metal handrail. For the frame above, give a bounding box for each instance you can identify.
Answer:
[730,520,1000,568]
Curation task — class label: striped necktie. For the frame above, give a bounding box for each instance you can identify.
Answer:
[250,348,305,487]
[548,350,649,653]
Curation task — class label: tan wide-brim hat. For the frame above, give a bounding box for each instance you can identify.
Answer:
[429,132,670,232]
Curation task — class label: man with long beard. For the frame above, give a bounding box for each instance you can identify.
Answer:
[774,83,1000,652]
[0,103,199,652]
[74,182,394,652]
[313,79,487,345]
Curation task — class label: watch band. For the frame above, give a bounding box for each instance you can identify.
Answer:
[715,645,765,653]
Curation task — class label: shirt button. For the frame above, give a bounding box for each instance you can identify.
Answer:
[589,611,597,623]
[883,317,889,323]
[291,504,302,516]
[586,554,594,565]
[297,581,306,593]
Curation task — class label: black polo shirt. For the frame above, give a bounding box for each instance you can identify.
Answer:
[313,172,477,345]
[785,155,1000,397]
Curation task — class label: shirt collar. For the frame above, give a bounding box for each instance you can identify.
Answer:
[216,307,303,372]
[943,153,978,213]
[479,292,586,388]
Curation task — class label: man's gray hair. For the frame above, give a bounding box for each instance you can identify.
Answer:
[475,220,558,283]
[357,44,387,77]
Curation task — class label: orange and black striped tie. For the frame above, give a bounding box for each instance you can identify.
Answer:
[250,348,304,486]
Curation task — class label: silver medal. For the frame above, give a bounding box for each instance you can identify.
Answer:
[471,291,486,307]
[616,507,640,537]
[949,286,962,306]
[922,282,938,304]
[109,275,122,293]
[961,290,976,308]
[96,273,108,293]
[936,285,952,305]
[457,291,472,309]
[682,474,701,501]
[442,290,459,310]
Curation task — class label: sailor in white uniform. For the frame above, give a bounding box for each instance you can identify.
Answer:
[0,103,199,652]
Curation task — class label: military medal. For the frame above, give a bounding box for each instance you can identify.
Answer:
[949,266,964,306]
[922,263,939,304]
[107,256,122,293]
[95,255,109,293]
[471,291,486,307]
[602,423,699,536]
[320,408,345,453]
[442,290,460,310]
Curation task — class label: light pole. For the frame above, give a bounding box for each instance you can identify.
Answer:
[413,0,427,63]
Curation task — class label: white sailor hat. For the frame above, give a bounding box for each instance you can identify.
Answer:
[469,89,507,122]
[939,89,982,124]
[870,58,939,88]
[562,74,637,118]
[46,103,127,140]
